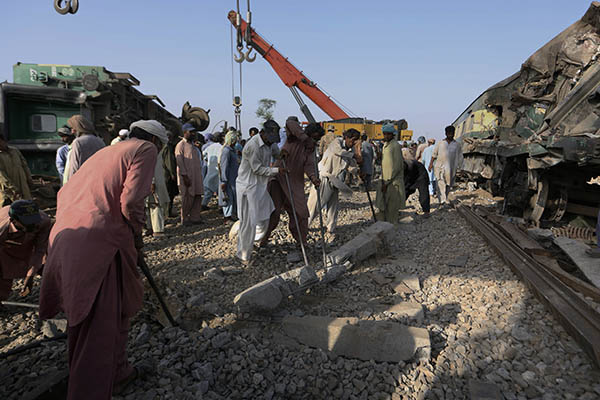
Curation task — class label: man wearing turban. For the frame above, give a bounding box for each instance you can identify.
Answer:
[62,115,105,184]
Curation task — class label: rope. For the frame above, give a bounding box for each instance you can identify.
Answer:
[317,84,358,117]
[230,24,235,101]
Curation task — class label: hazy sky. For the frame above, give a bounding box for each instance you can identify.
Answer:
[0,1,594,139]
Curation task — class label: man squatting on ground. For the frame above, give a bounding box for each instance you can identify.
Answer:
[39,120,168,400]
[404,159,431,215]
[0,200,51,305]
[236,120,284,264]
[259,117,323,251]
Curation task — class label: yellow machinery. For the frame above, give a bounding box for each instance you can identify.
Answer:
[323,121,413,141]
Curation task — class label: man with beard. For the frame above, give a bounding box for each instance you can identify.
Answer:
[376,124,405,223]
[259,118,322,253]
[236,120,284,264]
[175,123,204,225]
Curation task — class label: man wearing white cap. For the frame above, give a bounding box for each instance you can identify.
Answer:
[111,129,129,145]
[40,119,167,399]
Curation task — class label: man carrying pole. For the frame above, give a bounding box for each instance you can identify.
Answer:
[39,120,168,399]
[236,120,284,264]
[259,118,322,258]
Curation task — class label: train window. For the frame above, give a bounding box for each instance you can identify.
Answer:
[31,114,56,133]
[467,115,474,131]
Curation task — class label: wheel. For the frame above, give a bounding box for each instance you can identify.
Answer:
[526,178,549,223]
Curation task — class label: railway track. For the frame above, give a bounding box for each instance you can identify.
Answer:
[457,205,600,368]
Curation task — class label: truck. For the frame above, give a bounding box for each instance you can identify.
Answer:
[452,2,600,224]
[1,62,179,178]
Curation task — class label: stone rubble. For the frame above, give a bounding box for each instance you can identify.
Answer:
[1,185,599,399]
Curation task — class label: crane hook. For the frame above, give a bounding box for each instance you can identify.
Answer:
[54,0,71,14]
[234,47,246,63]
[244,48,256,63]
[54,0,79,14]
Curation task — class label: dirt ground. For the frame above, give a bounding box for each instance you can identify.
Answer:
[1,185,599,399]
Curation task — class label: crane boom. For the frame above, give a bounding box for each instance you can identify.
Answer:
[227,10,350,122]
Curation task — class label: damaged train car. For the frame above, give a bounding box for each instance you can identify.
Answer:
[453,1,600,224]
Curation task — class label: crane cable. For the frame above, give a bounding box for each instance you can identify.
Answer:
[230,0,246,132]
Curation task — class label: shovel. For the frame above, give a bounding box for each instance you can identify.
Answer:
[281,158,310,268]
[138,254,178,327]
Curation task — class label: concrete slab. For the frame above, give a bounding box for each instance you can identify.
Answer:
[233,277,284,312]
[391,274,420,295]
[554,236,600,288]
[468,379,502,400]
[328,221,396,265]
[233,266,318,312]
[282,316,430,362]
[372,301,424,323]
[321,264,347,284]
[395,274,420,291]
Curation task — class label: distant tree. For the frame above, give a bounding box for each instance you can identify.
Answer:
[256,98,277,121]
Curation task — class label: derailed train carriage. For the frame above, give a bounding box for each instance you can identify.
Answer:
[453,2,600,224]
[0,62,182,178]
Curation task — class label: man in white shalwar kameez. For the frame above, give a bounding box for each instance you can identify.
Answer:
[308,130,359,234]
[145,151,170,236]
[202,134,223,208]
[236,120,284,263]
[429,126,463,205]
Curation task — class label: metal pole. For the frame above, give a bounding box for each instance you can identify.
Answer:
[1,301,39,309]
[138,255,178,327]
[313,149,328,267]
[282,159,310,267]
[363,180,377,222]
[289,87,316,124]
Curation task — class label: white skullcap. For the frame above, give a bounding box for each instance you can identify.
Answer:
[129,120,168,144]
[119,129,129,137]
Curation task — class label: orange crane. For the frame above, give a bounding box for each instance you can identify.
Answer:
[227,10,350,124]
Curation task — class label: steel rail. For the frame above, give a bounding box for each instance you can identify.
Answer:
[457,206,600,368]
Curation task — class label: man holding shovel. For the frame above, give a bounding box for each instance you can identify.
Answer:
[259,118,323,258]
[39,120,168,399]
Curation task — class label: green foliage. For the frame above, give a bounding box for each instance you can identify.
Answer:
[256,98,277,122]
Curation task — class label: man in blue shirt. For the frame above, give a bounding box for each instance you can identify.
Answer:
[55,126,75,182]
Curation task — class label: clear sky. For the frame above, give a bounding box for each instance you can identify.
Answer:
[0,1,594,139]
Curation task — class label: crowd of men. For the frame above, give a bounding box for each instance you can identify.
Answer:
[0,115,469,399]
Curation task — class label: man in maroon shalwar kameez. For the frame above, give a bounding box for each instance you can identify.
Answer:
[260,118,322,249]
[39,120,168,400]
[175,123,204,225]
[0,200,51,303]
